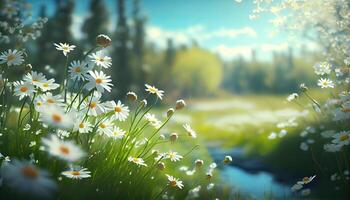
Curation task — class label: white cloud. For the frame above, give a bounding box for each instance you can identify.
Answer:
[202,27,257,40]
[145,25,258,48]
[213,42,291,61]
[146,25,192,48]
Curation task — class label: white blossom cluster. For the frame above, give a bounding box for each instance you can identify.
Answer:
[0,0,47,44]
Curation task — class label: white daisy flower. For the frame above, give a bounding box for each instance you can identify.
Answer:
[68,60,89,81]
[166,151,183,162]
[128,156,147,167]
[61,167,91,179]
[323,143,342,152]
[144,113,161,129]
[145,84,164,99]
[183,124,197,138]
[57,129,71,139]
[207,183,215,190]
[332,131,350,146]
[38,79,59,92]
[97,119,114,136]
[291,183,303,192]
[39,92,64,107]
[54,43,76,56]
[300,142,309,151]
[297,175,316,185]
[85,70,113,93]
[301,188,311,196]
[82,92,106,116]
[13,81,34,100]
[0,159,57,199]
[107,126,126,140]
[34,96,45,111]
[313,62,331,75]
[0,49,24,66]
[166,174,184,189]
[39,105,75,130]
[23,71,46,87]
[106,100,129,121]
[268,132,277,140]
[287,93,298,102]
[42,135,85,162]
[154,152,167,161]
[89,51,112,69]
[317,78,334,89]
[73,119,92,134]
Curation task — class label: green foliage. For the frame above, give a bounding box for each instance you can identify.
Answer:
[172,46,223,97]
[130,0,147,92]
[81,0,109,49]
[112,0,133,98]
[222,50,318,94]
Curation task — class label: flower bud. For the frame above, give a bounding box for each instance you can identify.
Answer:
[126,91,137,102]
[25,64,32,72]
[157,162,165,170]
[167,108,174,118]
[140,99,147,108]
[195,159,204,167]
[223,155,233,164]
[206,172,212,180]
[175,99,186,110]
[151,149,159,156]
[299,83,308,92]
[96,34,111,47]
[169,133,178,142]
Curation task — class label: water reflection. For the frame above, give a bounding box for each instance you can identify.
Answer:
[221,165,291,199]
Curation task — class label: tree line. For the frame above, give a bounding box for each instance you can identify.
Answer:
[23,0,318,100]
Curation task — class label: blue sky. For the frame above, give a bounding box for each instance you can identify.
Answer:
[28,0,315,61]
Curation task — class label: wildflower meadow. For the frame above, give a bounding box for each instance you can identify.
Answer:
[0,0,350,199]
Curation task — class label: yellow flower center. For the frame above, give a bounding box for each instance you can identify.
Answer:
[99,123,106,129]
[114,106,122,113]
[59,145,70,155]
[302,177,309,183]
[79,123,85,128]
[52,113,62,123]
[36,101,43,107]
[21,166,38,179]
[20,86,28,93]
[170,180,177,187]
[89,102,97,109]
[63,46,69,51]
[149,88,157,93]
[97,57,105,62]
[340,134,349,141]
[95,78,102,84]
[74,67,81,73]
[7,54,15,62]
[71,171,81,176]
[43,83,49,88]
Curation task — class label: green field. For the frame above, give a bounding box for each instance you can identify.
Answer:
[168,94,302,153]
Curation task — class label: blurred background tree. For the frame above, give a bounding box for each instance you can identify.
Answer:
[81,0,109,49]
[112,0,133,98]
[172,45,223,97]
[25,0,318,101]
